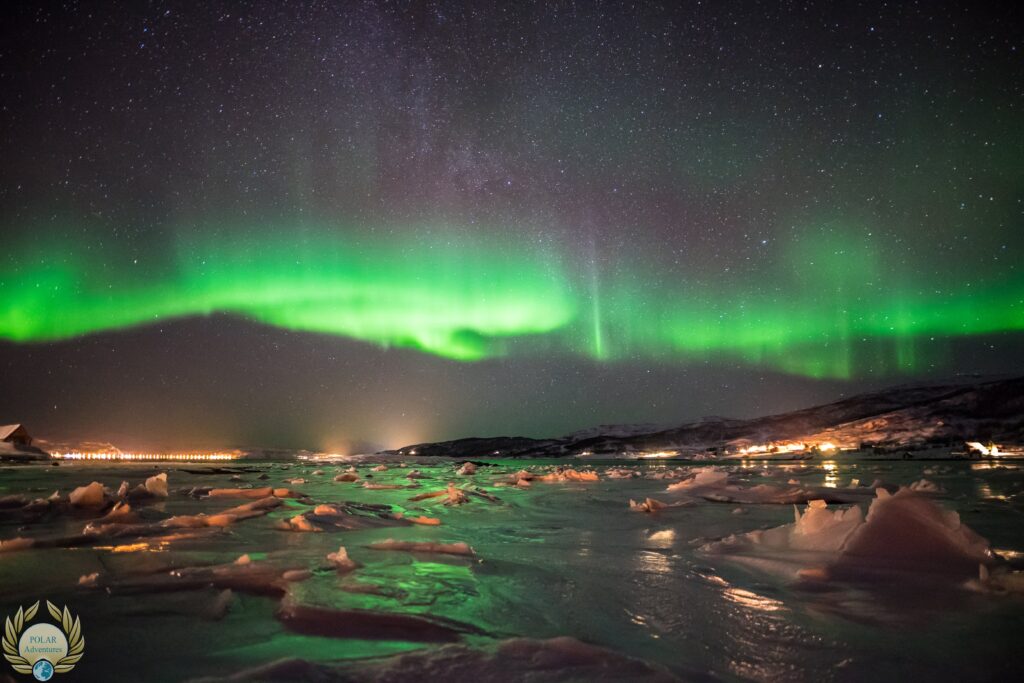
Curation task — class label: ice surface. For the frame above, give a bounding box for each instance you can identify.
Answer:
[2,456,1022,681]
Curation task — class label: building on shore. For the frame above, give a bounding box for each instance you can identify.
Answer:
[0,423,33,448]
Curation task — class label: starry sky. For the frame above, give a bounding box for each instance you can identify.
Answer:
[1,1,1021,451]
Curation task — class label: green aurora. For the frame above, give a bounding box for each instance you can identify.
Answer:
[1,222,1021,378]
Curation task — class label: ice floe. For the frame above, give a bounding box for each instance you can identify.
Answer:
[184,636,679,682]
[665,467,730,492]
[69,481,108,507]
[706,487,995,579]
[367,539,475,556]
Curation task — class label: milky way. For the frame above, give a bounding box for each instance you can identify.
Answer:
[0,2,1021,447]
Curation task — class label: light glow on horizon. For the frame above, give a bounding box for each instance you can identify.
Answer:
[51,451,240,461]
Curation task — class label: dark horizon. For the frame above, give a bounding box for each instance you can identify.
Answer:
[10,355,1021,453]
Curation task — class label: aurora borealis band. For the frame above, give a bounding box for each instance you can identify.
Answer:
[1,224,1022,378]
[0,228,577,362]
[0,1,1022,448]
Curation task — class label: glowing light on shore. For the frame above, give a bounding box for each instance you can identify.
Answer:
[737,442,806,455]
[639,451,677,459]
[51,451,240,461]
[967,441,998,456]
[296,452,351,462]
[966,441,1024,457]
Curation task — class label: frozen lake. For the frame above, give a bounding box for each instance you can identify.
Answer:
[1,456,1022,681]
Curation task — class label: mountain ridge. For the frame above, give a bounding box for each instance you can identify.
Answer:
[391,375,1024,458]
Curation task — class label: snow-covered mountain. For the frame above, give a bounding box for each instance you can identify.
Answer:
[564,423,667,440]
[391,375,1024,458]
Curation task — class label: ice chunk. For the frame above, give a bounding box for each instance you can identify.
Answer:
[410,515,442,525]
[708,488,994,578]
[151,497,282,531]
[145,472,168,498]
[666,467,729,492]
[702,482,870,506]
[207,487,274,499]
[100,501,137,523]
[606,467,638,479]
[326,546,359,572]
[275,601,470,643]
[629,497,667,513]
[69,481,107,507]
[457,462,477,476]
[974,564,1024,594]
[409,489,448,501]
[183,636,678,682]
[838,488,991,574]
[367,539,475,556]
[466,487,500,503]
[96,557,306,598]
[789,501,864,552]
[0,537,34,553]
[445,482,470,506]
[282,514,320,532]
[537,468,599,482]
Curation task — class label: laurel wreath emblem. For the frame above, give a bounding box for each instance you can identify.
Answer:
[2,601,84,675]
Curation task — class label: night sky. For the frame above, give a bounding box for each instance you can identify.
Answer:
[1,1,1021,451]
